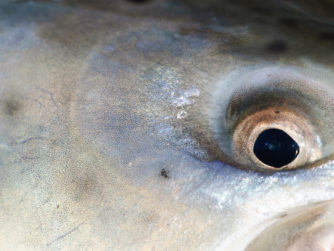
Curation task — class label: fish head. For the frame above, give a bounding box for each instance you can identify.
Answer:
[1,0,334,250]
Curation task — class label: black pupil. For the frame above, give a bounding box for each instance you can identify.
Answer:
[253,129,300,168]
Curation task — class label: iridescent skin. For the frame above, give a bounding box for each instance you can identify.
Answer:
[0,0,334,250]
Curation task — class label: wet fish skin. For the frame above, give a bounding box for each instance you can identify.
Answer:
[0,0,334,250]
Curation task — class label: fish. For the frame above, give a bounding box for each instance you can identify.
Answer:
[0,0,334,250]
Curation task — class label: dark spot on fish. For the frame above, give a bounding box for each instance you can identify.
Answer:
[250,6,274,16]
[266,40,288,54]
[278,17,299,28]
[160,168,170,179]
[274,110,280,114]
[71,174,103,203]
[318,32,334,41]
[4,100,21,116]
[279,212,288,218]
[127,0,150,3]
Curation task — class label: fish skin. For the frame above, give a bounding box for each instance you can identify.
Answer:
[0,0,334,250]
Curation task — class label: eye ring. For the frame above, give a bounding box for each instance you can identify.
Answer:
[211,65,334,172]
[232,107,321,171]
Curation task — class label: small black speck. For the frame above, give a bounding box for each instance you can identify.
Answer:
[160,168,170,179]
[274,110,280,114]
[56,204,60,209]
[266,40,288,54]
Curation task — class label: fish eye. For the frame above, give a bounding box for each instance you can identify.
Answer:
[253,128,299,168]
[211,66,334,172]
